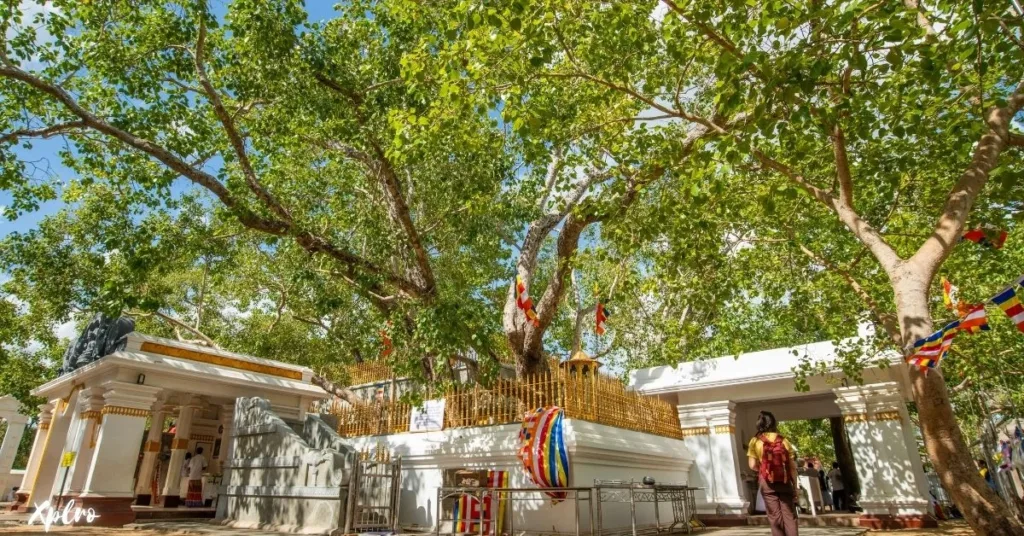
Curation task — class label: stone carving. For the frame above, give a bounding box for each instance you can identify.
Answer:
[59,313,135,375]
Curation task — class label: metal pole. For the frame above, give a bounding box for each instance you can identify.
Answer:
[653,486,661,531]
[434,488,441,536]
[588,489,595,536]
[596,484,603,536]
[55,465,70,512]
[574,489,580,536]
[508,489,514,536]
[629,485,637,536]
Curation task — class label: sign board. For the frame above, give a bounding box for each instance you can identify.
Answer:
[60,452,76,468]
[409,399,446,433]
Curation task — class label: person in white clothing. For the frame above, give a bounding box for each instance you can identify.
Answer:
[827,462,847,511]
[185,447,207,507]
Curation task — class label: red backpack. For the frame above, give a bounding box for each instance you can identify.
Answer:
[758,434,790,484]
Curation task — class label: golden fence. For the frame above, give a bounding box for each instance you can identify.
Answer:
[345,361,394,386]
[324,369,682,440]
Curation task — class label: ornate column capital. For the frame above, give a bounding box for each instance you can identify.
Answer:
[677,400,737,429]
[834,382,906,421]
[36,403,55,430]
[99,381,163,416]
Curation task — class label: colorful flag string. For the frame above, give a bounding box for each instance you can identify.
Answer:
[905,274,1023,371]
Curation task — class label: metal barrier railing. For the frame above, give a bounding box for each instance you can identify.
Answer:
[593,480,705,535]
[436,486,595,536]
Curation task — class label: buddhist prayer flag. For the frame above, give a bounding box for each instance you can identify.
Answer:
[942,277,957,311]
[595,302,611,336]
[452,494,484,534]
[515,275,541,327]
[962,228,1008,249]
[517,407,570,502]
[380,322,393,358]
[992,285,1024,333]
[908,320,959,370]
[959,304,991,334]
[486,470,509,536]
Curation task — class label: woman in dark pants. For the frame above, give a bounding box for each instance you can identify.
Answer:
[747,411,799,536]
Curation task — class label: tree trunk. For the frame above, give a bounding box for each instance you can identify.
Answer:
[893,267,1024,534]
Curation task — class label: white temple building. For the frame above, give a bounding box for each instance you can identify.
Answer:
[12,332,324,526]
[628,325,936,529]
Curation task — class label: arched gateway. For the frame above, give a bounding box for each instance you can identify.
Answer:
[628,324,937,529]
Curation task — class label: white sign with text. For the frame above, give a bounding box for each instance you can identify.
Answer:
[409,399,446,432]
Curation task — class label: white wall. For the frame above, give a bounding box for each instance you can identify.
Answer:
[349,419,693,533]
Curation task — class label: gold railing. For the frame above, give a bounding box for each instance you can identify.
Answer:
[325,369,682,440]
[345,361,394,386]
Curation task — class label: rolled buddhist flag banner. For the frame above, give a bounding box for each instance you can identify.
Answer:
[959,304,991,334]
[515,275,541,327]
[595,302,610,336]
[991,284,1024,333]
[942,277,958,311]
[517,406,570,502]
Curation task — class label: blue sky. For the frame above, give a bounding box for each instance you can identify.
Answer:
[1,1,345,239]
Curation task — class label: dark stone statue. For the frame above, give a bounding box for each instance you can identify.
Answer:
[59,313,135,375]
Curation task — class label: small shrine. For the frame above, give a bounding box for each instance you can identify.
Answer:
[558,350,603,378]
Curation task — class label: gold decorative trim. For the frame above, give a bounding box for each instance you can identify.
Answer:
[101,406,150,418]
[713,425,735,434]
[40,422,50,431]
[144,440,162,453]
[191,434,215,442]
[874,411,903,422]
[140,341,302,380]
[681,426,710,437]
[80,410,102,420]
[843,413,869,423]
[172,438,190,450]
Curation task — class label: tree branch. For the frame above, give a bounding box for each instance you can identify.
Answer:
[794,242,901,345]
[911,78,1024,271]
[191,13,293,224]
[0,120,87,144]
[0,61,421,298]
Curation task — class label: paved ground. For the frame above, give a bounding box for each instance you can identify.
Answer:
[0,518,976,535]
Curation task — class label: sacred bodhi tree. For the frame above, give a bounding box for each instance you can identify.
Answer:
[0,1,703,392]
[0,0,536,392]
[491,0,1024,533]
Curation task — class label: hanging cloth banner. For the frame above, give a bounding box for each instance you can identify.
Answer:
[596,302,611,336]
[486,470,509,536]
[942,277,958,311]
[961,228,1008,249]
[515,275,541,327]
[517,406,570,502]
[452,494,486,534]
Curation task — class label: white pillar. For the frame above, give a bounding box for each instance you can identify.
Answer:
[160,397,200,506]
[678,401,748,515]
[0,414,29,475]
[26,390,81,507]
[214,404,235,474]
[76,382,161,527]
[133,403,167,504]
[63,388,106,496]
[834,382,931,521]
[15,403,53,508]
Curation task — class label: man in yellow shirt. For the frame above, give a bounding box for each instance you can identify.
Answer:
[747,411,799,536]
